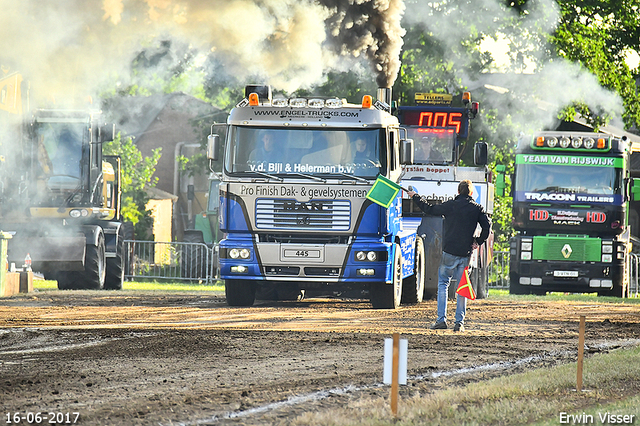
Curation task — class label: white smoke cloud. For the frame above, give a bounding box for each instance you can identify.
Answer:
[403,0,625,131]
[0,0,406,108]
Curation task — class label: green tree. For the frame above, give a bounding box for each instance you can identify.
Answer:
[551,0,640,129]
[104,133,161,240]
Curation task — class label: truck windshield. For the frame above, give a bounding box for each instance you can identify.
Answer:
[515,162,622,202]
[35,122,84,179]
[225,126,385,178]
[403,126,454,164]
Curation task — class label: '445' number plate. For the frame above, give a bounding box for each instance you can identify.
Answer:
[281,245,324,262]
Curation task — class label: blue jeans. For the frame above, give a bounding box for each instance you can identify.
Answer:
[437,252,470,325]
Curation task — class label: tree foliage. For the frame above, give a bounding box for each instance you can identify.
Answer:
[103,133,161,240]
[100,0,640,248]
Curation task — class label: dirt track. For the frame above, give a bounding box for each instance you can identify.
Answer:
[1,291,639,425]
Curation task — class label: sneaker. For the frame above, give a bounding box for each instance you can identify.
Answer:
[429,321,447,330]
[453,323,465,332]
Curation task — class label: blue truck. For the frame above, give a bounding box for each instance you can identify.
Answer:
[207,85,422,308]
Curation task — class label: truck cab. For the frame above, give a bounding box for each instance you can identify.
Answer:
[208,85,421,308]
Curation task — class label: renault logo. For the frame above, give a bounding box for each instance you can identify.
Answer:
[561,244,573,259]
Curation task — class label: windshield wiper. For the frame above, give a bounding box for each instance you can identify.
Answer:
[243,170,283,182]
[333,172,368,183]
[283,172,326,182]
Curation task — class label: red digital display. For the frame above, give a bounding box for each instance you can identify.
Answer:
[417,112,463,134]
[397,107,469,139]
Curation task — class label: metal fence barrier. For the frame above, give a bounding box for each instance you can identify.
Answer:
[488,250,510,290]
[629,253,640,297]
[122,240,640,296]
[124,240,218,283]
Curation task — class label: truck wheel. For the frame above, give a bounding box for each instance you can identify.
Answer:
[473,266,488,299]
[402,236,425,304]
[56,272,78,290]
[181,232,208,280]
[225,279,257,306]
[370,244,402,309]
[105,225,124,290]
[81,233,106,290]
[508,272,529,295]
[599,283,626,298]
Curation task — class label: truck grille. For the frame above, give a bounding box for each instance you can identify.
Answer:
[532,235,600,262]
[255,199,351,231]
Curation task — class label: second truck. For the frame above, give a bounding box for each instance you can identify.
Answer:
[506,130,640,297]
[0,107,127,290]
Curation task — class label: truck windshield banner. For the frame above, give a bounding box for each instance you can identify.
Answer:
[514,154,623,206]
[516,155,623,167]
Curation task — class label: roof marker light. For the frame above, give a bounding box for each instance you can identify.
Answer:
[272,98,288,107]
[597,138,606,149]
[289,98,307,108]
[308,99,324,108]
[362,95,373,108]
[536,136,545,147]
[462,92,471,104]
[584,137,595,149]
[248,93,260,106]
[571,137,583,149]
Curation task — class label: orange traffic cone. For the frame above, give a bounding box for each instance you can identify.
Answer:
[456,267,476,300]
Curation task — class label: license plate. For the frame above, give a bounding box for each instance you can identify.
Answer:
[283,249,320,259]
[554,270,579,277]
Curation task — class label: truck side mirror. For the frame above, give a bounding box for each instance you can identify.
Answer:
[632,178,640,201]
[207,134,220,162]
[495,164,506,197]
[474,141,487,166]
[101,124,115,142]
[400,139,414,165]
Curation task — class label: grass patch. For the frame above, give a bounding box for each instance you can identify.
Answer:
[33,279,225,292]
[488,289,640,304]
[292,345,640,425]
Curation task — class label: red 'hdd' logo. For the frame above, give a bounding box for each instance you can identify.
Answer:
[529,210,549,221]
[586,212,606,223]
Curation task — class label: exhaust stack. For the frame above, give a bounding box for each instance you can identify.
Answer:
[376,87,392,113]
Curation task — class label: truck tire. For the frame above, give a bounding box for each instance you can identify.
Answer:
[370,244,402,309]
[56,272,77,290]
[402,236,425,304]
[105,225,124,290]
[81,233,106,290]
[508,272,529,295]
[225,279,257,306]
[472,266,488,299]
[181,232,208,280]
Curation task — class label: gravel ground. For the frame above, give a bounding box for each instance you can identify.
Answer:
[1,291,639,425]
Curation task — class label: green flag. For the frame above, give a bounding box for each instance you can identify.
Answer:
[366,175,401,208]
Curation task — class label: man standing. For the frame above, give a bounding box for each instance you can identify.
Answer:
[406,180,491,332]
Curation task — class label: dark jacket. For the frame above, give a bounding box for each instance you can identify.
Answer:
[412,193,491,257]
